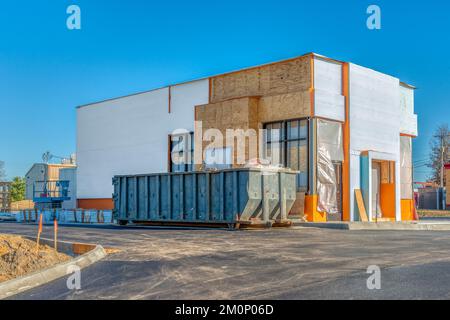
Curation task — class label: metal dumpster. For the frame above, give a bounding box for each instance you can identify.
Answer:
[112,168,298,228]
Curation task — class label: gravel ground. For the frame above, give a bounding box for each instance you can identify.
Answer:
[1,222,450,299]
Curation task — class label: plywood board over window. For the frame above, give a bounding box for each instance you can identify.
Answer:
[210,56,312,103]
[258,91,310,123]
[195,97,260,168]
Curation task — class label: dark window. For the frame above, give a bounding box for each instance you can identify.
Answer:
[264,119,309,191]
[169,132,194,172]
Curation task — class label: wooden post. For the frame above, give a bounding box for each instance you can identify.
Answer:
[355,189,369,222]
[36,213,43,252]
[54,218,58,252]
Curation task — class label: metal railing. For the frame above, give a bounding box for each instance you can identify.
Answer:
[19,209,115,224]
[33,180,70,201]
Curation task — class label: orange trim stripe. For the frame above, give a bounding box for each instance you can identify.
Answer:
[342,63,351,221]
[77,199,114,210]
[400,133,417,138]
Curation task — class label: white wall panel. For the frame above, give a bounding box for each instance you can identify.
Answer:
[314,58,342,93]
[25,164,45,200]
[400,85,414,114]
[400,114,418,137]
[400,86,418,136]
[314,89,345,122]
[349,152,361,222]
[349,64,401,155]
[314,58,345,122]
[349,63,402,221]
[170,79,209,131]
[76,79,209,199]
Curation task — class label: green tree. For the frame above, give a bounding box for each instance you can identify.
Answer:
[10,177,26,202]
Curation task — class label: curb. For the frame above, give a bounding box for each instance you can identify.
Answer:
[0,238,107,299]
[293,221,450,231]
[292,222,350,230]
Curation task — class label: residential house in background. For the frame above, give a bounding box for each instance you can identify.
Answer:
[0,182,11,212]
[25,163,77,209]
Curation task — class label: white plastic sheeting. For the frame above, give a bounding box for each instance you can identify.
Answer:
[400,136,413,199]
[316,119,344,214]
[349,151,361,221]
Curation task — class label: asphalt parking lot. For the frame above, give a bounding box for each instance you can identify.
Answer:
[2,222,450,300]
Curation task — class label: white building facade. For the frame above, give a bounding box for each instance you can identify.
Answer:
[76,53,418,222]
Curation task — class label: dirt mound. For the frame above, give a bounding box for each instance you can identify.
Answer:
[0,234,70,283]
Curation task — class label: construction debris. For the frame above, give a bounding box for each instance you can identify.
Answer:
[0,234,70,283]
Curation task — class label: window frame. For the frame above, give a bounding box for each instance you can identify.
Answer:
[204,146,233,170]
[263,117,310,192]
[168,131,194,173]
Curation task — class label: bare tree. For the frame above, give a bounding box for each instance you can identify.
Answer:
[428,124,450,185]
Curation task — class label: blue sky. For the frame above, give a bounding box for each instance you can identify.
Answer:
[0,0,449,181]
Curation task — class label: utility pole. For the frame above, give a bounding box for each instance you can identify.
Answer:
[437,132,449,187]
[439,133,448,210]
[441,136,445,188]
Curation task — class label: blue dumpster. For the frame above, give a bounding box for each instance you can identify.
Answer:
[113,168,298,228]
